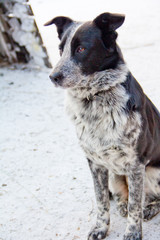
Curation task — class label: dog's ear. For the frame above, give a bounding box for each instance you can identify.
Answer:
[93,12,125,32]
[44,16,73,39]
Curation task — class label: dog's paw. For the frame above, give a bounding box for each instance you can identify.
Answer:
[88,226,108,240]
[123,231,142,240]
[143,204,160,221]
[117,201,128,217]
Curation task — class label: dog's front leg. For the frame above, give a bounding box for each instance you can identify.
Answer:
[124,164,145,240]
[88,159,110,240]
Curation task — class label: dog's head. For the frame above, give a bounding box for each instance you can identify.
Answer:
[45,13,125,90]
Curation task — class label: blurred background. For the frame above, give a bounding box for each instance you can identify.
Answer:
[0,1,160,240]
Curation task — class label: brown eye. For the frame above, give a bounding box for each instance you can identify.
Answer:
[76,46,85,53]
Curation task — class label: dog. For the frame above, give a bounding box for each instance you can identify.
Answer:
[44,13,160,240]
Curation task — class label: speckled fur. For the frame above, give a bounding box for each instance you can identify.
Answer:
[66,74,142,175]
[46,13,160,240]
[66,70,145,240]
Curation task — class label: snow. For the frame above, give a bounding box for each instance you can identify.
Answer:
[0,0,160,240]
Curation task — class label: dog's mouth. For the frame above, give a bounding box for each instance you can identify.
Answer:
[51,79,63,88]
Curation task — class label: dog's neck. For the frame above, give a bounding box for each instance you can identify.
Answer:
[68,63,129,100]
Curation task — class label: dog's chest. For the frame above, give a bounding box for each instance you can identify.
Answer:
[66,88,141,174]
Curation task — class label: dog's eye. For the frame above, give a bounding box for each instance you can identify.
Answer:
[76,46,85,54]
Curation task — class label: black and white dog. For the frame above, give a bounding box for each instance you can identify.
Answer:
[45,13,160,240]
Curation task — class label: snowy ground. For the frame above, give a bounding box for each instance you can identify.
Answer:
[1,0,160,240]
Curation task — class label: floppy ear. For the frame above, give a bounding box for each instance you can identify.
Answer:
[93,12,125,32]
[44,16,73,39]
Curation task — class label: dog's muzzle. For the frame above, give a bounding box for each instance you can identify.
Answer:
[49,72,64,86]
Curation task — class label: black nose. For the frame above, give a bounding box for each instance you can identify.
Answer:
[49,72,64,83]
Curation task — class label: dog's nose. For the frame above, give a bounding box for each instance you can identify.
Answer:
[49,72,64,83]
